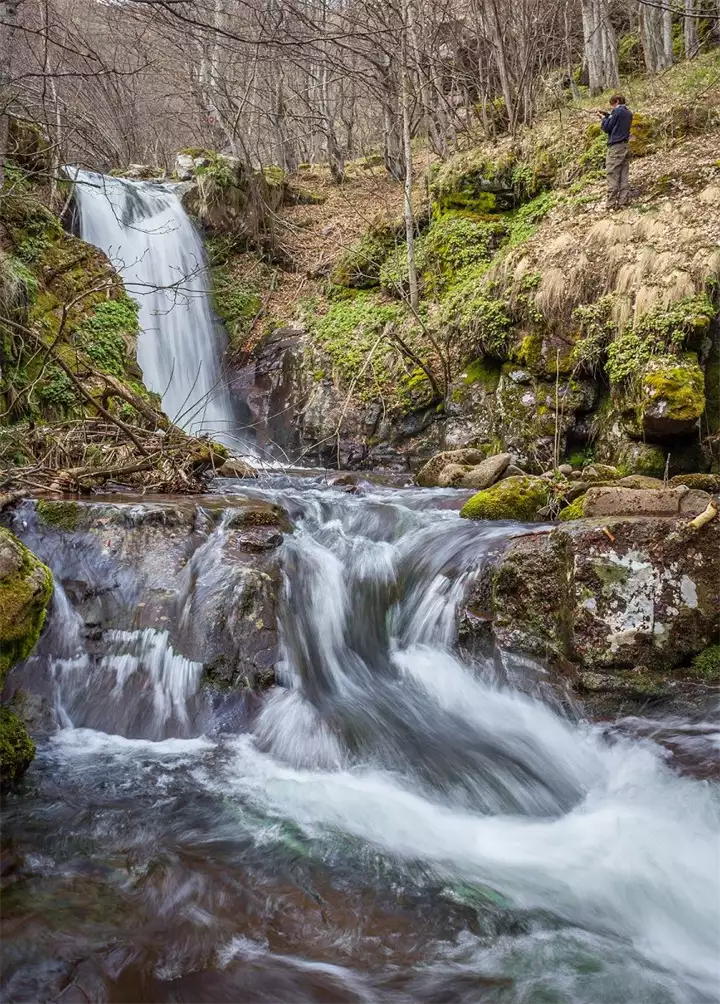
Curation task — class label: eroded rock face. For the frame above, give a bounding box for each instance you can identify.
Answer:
[4,498,289,702]
[583,486,710,517]
[464,516,720,677]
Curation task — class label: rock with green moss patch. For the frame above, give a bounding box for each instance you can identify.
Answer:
[671,474,720,494]
[0,528,53,682]
[640,354,705,437]
[558,495,585,521]
[0,706,36,792]
[616,475,665,490]
[36,499,81,531]
[458,453,511,490]
[438,463,472,487]
[460,476,550,521]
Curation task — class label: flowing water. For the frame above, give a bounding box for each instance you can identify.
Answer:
[2,476,719,1004]
[68,170,245,445]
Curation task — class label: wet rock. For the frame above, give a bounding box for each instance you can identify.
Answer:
[174,152,195,180]
[460,476,550,521]
[415,449,486,488]
[458,453,511,490]
[0,528,53,680]
[470,515,720,675]
[583,486,709,517]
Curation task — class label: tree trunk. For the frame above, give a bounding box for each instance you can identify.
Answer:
[662,4,674,68]
[0,0,20,198]
[684,0,699,58]
[582,0,619,95]
[400,5,418,311]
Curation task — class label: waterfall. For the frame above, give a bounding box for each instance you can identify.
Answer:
[69,169,243,445]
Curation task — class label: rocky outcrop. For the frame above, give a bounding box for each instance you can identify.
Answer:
[9,498,288,694]
[0,528,53,790]
[460,514,720,708]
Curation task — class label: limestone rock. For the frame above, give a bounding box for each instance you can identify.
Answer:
[415,449,486,487]
[175,153,195,181]
[583,486,709,517]
[582,464,620,480]
[557,464,573,476]
[460,476,550,521]
[438,463,471,488]
[458,453,511,490]
[640,354,705,437]
[500,464,527,480]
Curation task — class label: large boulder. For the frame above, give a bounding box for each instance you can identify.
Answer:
[458,453,511,490]
[639,354,705,437]
[464,515,720,678]
[0,528,53,791]
[415,448,486,487]
[582,486,710,517]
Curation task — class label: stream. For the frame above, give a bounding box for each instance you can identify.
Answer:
[2,475,719,1003]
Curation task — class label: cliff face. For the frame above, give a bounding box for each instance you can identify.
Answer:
[218,55,720,474]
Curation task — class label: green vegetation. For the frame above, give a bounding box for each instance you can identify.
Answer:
[0,529,53,680]
[75,297,139,377]
[689,645,720,681]
[558,495,586,521]
[332,223,402,289]
[0,706,36,791]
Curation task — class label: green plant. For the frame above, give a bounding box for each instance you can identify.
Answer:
[689,645,720,681]
[36,364,77,411]
[75,297,139,377]
[572,296,618,373]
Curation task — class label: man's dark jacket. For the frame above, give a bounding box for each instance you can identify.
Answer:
[601,105,633,145]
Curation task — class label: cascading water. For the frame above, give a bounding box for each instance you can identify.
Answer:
[69,169,244,445]
[2,477,719,1004]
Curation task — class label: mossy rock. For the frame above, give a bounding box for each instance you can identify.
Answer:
[36,499,81,531]
[0,707,36,792]
[640,354,705,437]
[558,495,585,521]
[0,528,53,682]
[460,476,550,521]
[670,473,720,493]
[629,114,658,157]
[331,221,401,288]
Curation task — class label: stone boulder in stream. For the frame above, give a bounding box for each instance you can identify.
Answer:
[460,514,720,710]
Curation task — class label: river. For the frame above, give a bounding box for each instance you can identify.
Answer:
[2,474,719,1003]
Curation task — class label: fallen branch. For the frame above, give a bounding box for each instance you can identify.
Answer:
[687,498,718,530]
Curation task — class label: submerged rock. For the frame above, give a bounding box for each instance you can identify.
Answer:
[460,476,550,521]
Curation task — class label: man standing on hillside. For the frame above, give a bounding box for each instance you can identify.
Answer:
[599,94,633,211]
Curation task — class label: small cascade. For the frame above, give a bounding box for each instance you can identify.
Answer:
[68,168,246,447]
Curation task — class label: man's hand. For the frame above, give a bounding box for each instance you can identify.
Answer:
[596,109,607,118]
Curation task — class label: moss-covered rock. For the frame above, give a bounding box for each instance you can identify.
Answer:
[460,476,550,521]
[36,499,81,531]
[331,221,401,289]
[558,495,585,521]
[0,528,53,680]
[689,644,720,680]
[639,354,705,437]
[670,474,720,493]
[0,707,36,792]
[0,528,52,792]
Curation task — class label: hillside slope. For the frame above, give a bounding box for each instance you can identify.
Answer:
[219,54,720,473]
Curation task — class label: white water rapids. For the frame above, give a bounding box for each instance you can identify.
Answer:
[4,480,719,1003]
[69,169,241,444]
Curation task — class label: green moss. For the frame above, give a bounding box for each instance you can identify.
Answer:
[641,355,705,423]
[0,529,53,682]
[74,297,139,377]
[506,192,559,248]
[689,645,720,681]
[0,707,36,791]
[36,499,81,531]
[558,495,586,521]
[437,274,511,358]
[463,357,501,391]
[460,476,550,521]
